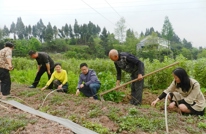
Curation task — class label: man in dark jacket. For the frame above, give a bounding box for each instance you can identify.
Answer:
[76,63,101,100]
[28,50,54,89]
[109,49,144,105]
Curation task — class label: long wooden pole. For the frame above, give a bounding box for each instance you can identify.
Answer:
[99,62,179,97]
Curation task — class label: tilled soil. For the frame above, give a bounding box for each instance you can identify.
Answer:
[0,83,205,134]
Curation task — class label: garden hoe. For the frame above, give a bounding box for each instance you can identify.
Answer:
[99,62,179,101]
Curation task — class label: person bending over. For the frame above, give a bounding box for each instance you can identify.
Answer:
[28,50,54,89]
[109,49,144,106]
[76,63,101,100]
[151,68,205,116]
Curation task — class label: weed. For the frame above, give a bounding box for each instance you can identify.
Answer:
[88,107,102,118]
[129,107,139,115]
[39,105,50,112]
[198,122,206,129]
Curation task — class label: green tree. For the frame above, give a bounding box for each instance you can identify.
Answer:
[161,16,174,42]
[125,29,139,54]
[100,27,111,55]
[68,24,74,38]
[53,25,58,39]
[32,25,38,38]
[74,19,80,40]
[16,17,25,39]
[44,22,53,42]
[36,19,46,42]
[10,22,16,39]
[114,17,126,43]
[3,25,10,37]
[182,38,192,49]
[64,23,69,38]
[197,49,206,58]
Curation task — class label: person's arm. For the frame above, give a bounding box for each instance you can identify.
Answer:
[41,72,55,90]
[45,63,51,75]
[151,80,176,106]
[76,74,83,89]
[58,70,68,89]
[114,63,121,86]
[76,75,83,96]
[5,49,13,70]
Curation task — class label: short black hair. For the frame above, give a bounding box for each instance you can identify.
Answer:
[28,50,36,56]
[5,42,14,48]
[80,63,88,68]
[54,63,61,67]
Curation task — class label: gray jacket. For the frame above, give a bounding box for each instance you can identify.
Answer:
[77,69,100,89]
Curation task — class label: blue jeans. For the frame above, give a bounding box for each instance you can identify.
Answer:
[89,83,100,99]
[79,83,100,99]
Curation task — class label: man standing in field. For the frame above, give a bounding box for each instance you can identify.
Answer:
[76,63,101,100]
[0,42,14,99]
[28,50,54,89]
[109,49,144,106]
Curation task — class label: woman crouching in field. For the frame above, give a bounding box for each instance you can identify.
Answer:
[151,68,205,116]
[41,63,68,93]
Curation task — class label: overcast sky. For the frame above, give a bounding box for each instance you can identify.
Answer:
[0,0,206,48]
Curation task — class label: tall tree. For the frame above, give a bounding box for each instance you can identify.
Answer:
[27,25,32,38]
[64,23,69,38]
[16,17,25,39]
[3,25,9,37]
[161,16,174,42]
[53,25,58,39]
[10,22,16,39]
[68,24,73,38]
[32,25,38,38]
[114,17,126,43]
[44,22,53,42]
[100,27,112,55]
[74,19,80,40]
[36,19,46,42]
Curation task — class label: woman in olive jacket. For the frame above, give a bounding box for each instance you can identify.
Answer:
[151,68,205,116]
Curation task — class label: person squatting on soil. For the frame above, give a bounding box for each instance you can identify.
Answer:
[41,63,68,93]
[76,63,101,100]
[28,50,54,89]
[151,68,205,116]
[109,49,144,106]
[0,42,14,99]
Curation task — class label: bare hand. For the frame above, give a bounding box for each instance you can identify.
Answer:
[80,84,84,88]
[137,74,143,81]
[116,80,120,87]
[58,84,62,89]
[76,89,80,96]
[151,99,158,107]
[8,65,13,71]
[47,71,51,75]
[41,87,46,91]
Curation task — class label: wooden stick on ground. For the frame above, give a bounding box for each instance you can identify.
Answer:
[99,62,179,101]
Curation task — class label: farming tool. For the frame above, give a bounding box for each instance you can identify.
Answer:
[99,62,179,101]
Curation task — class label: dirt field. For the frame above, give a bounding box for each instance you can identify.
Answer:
[0,83,205,134]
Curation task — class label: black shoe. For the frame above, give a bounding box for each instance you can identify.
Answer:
[29,85,36,88]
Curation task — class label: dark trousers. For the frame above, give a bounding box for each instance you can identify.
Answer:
[130,68,144,105]
[79,83,100,99]
[53,80,68,93]
[0,68,11,95]
[32,66,54,88]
